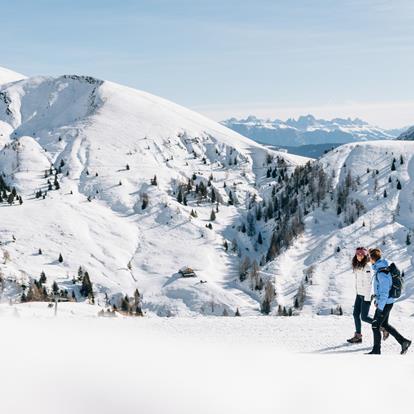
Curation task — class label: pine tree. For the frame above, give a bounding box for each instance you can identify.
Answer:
[391,158,396,171]
[406,234,411,246]
[211,188,216,203]
[58,253,63,263]
[80,271,93,297]
[397,180,402,190]
[38,248,42,255]
[177,188,183,203]
[384,189,387,198]
[223,240,228,251]
[257,232,263,244]
[126,164,130,170]
[228,190,233,205]
[39,271,47,284]
[52,281,59,295]
[400,154,404,165]
[235,308,241,317]
[121,295,130,312]
[210,209,216,221]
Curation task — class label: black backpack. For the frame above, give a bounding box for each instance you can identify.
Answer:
[378,263,404,299]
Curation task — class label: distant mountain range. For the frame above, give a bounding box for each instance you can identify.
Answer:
[398,126,414,140]
[222,115,405,148]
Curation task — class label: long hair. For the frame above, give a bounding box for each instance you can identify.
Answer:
[352,254,369,270]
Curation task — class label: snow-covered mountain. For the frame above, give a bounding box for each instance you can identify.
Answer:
[0,71,308,316]
[398,125,414,141]
[263,140,414,317]
[222,115,402,147]
[0,66,26,85]
[1,69,413,319]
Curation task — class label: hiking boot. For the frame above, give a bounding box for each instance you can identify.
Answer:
[365,349,381,355]
[401,340,412,355]
[381,327,390,341]
[347,333,362,344]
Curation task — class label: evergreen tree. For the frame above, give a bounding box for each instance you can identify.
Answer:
[121,295,130,312]
[210,209,216,221]
[80,272,93,297]
[257,232,263,245]
[211,188,216,203]
[223,240,228,251]
[400,154,404,165]
[177,188,183,204]
[228,190,233,205]
[406,234,411,246]
[52,281,59,295]
[38,248,42,255]
[384,189,388,198]
[126,164,130,170]
[391,158,396,171]
[58,253,63,263]
[39,271,47,284]
[235,308,241,317]
[397,180,402,190]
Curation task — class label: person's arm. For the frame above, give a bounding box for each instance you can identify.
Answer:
[363,266,373,300]
[376,272,391,311]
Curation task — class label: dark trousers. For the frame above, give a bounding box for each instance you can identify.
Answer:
[372,304,406,353]
[353,295,373,334]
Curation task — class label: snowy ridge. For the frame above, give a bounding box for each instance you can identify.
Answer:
[0,66,26,85]
[0,72,308,316]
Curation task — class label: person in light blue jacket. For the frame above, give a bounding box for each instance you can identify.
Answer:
[367,248,411,355]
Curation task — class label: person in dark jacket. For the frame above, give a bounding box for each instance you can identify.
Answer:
[366,248,411,355]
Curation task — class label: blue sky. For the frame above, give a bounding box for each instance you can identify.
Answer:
[1,0,414,127]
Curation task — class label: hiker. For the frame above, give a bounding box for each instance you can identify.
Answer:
[366,248,411,355]
[347,247,374,343]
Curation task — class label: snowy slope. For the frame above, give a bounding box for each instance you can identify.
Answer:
[398,125,414,140]
[266,140,414,317]
[1,306,414,414]
[0,72,308,315]
[223,115,401,146]
[0,66,26,84]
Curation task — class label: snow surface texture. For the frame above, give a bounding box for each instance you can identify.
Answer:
[223,114,402,146]
[1,304,413,414]
[0,71,308,316]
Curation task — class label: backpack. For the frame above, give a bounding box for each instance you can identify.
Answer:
[378,263,404,299]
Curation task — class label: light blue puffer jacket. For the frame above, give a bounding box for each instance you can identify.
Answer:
[372,258,395,311]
